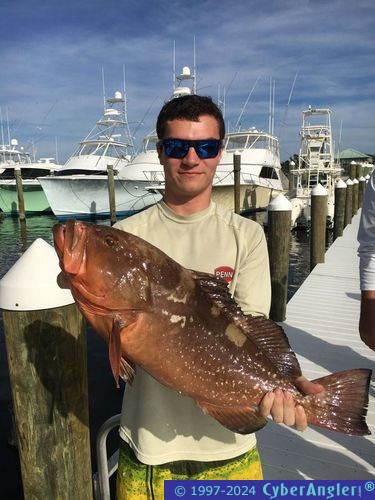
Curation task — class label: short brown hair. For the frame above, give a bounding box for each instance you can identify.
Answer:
[156,94,225,140]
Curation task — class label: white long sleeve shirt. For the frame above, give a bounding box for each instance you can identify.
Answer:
[114,201,271,465]
[358,170,375,291]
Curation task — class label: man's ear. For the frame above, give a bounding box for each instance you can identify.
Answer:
[218,145,224,163]
[156,142,164,165]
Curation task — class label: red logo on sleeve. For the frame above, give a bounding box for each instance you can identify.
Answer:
[214,266,235,283]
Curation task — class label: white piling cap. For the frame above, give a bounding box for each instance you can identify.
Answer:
[268,193,292,211]
[311,184,327,196]
[0,238,74,311]
[335,179,347,188]
[359,176,366,181]
[353,178,359,184]
[346,178,354,186]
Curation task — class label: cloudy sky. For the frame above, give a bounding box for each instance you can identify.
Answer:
[1,0,374,163]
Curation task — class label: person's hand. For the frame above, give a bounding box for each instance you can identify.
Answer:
[359,291,375,351]
[258,376,325,431]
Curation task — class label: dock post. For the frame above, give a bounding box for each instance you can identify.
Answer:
[0,239,93,500]
[310,184,327,271]
[344,178,353,227]
[356,163,363,180]
[352,178,359,216]
[267,194,292,322]
[233,152,241,215]
[358,176,366,208]
[349,161,357,180]
[333,179,347,241]
[107,164,117,225]
[14,166,26,220]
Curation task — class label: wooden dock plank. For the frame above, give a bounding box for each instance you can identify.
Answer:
[257,212,375,479]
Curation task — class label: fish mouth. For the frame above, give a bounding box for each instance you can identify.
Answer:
[53,220,108,305]
[53,219,87,276]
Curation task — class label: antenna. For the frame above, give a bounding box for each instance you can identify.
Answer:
[272,79,275,135]
[173,41,176,90]
[193,36,197,94]
[6,107,11,145]
[55,136,59,164]
[0,107,4,146]
[101,67,106,110]
[234,76,259,131]
[281,71,298,126]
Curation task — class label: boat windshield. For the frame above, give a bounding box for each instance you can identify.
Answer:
[225,133,279,154]
[80,143,128,158]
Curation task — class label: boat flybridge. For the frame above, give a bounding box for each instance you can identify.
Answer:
[58,89,135,176]
[288,106,342,227]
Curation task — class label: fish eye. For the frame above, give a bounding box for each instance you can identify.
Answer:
[105,236,115,246]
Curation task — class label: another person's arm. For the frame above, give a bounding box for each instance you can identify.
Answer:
[358,171,375,351]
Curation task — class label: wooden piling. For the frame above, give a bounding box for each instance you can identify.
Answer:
[0,239,93,500]
[349,161,357,180]
[233,152,241,215]
[356,163,363,180]
[107,164,117,225]
[344,178,353,227]
[3,305,93,500]
[352,178,359,216]
[267,194,292,322]
[358,176,366,208]
[14,167,26,220]
[310,184,327,271]
[333,179,347,241]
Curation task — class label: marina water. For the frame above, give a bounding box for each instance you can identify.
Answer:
[0,212,332,498]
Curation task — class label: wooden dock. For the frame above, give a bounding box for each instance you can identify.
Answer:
[257,211,375,479]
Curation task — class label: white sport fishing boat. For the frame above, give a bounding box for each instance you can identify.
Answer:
[287,107,342,228]
[39,84,162,219]
[0,138,61,215]
[212,128,284,211]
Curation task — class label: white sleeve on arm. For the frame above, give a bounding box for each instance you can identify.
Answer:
[358,171,375,291]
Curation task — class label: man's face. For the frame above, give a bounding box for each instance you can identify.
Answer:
[157,115,223,202]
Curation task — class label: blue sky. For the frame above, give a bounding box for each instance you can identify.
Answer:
[1,0,374,163]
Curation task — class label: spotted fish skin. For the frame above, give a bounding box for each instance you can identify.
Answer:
[53,219,372,436]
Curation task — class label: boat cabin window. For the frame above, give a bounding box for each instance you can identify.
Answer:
[0,167,51,179]
[259,166,278,179]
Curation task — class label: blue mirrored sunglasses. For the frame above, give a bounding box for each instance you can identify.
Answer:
[160,138,222,159]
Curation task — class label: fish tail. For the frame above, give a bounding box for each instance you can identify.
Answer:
[302,368,372,436]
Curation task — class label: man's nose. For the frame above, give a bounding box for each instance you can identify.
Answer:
[182,146,200,165]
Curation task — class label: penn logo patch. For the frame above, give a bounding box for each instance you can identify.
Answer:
[215,266,234,283]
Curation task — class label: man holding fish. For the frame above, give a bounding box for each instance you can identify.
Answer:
[53,94,371,498]
[112,95,324,497]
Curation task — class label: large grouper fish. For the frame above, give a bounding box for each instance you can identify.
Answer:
[53,219,372,436]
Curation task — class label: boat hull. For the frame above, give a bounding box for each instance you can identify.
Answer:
[0,180,52,215]
[212,184,282,212]
[38,176,162,220]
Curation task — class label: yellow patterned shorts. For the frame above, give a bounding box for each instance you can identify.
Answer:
[116,440,263,500]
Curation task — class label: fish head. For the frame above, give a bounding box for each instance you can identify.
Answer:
[53,219,151,316]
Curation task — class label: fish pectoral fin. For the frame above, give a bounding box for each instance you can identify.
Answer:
[108,314,137,388]
[196,401,267,434]
[119,356,136,385]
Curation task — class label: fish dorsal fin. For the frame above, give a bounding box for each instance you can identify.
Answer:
[191,271,302,380]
